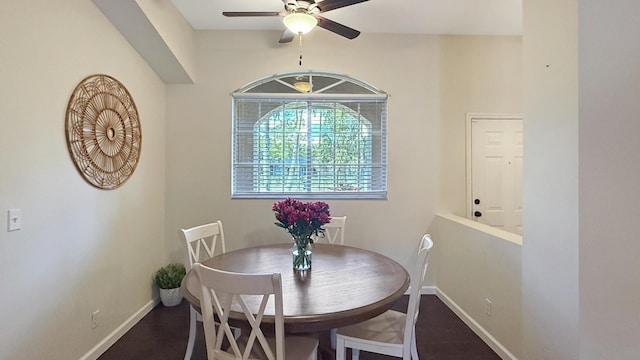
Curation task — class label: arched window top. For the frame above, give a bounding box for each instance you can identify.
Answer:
[234,70,388,96]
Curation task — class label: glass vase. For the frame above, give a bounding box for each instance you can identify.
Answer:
[292,236,312,271]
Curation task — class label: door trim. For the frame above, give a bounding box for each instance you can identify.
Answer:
[465,113,523,221]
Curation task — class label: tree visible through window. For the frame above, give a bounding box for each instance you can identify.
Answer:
[232,71,387,199]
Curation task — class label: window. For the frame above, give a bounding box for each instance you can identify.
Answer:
[232,71,387,199]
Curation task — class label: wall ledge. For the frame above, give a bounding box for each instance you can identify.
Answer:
[436,212,523,246]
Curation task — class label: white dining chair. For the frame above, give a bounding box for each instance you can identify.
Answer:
[193,263,318,360]
[335,234,434,360]
[180,221,239,360]
[313,216,347,245]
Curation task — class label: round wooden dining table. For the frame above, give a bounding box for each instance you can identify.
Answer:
[181,243,410,334]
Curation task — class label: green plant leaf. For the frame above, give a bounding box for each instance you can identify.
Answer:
[154,263,186,289]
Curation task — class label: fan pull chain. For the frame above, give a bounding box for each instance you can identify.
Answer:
[298,34,304,66]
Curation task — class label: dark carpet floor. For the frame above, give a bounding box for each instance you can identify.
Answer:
[98,295,500,360]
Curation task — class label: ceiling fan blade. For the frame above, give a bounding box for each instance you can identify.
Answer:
[222,11,281,17]
[316,0,370,13]
[279,29,295,43]
[316,16,360,39]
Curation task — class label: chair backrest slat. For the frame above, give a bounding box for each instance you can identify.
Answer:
[403,234,433,350]
[180,221,226,270]
[313,216,347,245]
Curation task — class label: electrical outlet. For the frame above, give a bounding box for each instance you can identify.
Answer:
[91,310,100,329]
[485,298,492,316]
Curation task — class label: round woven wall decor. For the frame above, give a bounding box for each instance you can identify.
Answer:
[65,74,142,190]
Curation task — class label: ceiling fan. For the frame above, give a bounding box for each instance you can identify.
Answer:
[223,0,370,43]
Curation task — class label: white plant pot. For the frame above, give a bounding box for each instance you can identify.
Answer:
[159,287,182,307]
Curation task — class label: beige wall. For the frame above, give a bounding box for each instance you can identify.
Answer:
[0,1,167,359]
[439,35,523,216]
[578,0,640,358]
[430,214,522,359]
[522,0,640,358]
[165,31,523,275]
[522,0,580,358]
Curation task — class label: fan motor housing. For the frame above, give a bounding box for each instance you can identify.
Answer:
[285,1,319,14]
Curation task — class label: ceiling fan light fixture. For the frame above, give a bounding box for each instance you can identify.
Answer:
[283,12,318,34]
[294,81,312,92]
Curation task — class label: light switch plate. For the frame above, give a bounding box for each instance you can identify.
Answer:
[8,209,21,231]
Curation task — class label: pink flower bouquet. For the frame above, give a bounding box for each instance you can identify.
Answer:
[273,198,331,241]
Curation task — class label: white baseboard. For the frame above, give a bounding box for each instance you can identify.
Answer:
[421,285,436,294]
[436,288,517,360]
[78,297,160,360]
[404,285,437,295]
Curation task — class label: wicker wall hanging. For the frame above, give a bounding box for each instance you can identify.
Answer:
[65,74,142,190]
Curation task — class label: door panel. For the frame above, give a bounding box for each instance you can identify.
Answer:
[469,116,523,235]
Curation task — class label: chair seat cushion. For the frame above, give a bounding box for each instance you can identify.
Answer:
[336,309,406,345]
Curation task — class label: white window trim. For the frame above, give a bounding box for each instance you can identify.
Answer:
[231,71,388,199]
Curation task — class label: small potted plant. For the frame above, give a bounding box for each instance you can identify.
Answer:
[154,263,186,307]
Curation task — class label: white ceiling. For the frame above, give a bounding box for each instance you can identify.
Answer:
[171,0,522,36]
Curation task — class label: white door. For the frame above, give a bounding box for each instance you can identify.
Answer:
[468,115,523,234]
